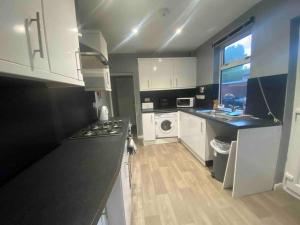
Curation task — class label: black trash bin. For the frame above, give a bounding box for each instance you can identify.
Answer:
[210,136,232,182]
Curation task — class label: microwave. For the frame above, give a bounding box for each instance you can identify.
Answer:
[176,97,195,108]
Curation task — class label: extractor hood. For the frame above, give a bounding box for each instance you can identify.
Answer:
[79,30,109,69]
[79,43,108,67]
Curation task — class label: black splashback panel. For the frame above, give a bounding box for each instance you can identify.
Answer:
[245,74,287,121]
[140,88,196,108]
[0,76,96,186]
[49,87,97,139]
[0,77,58,186]
[195,84,219,109]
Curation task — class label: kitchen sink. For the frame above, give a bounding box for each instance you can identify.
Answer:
[196,109,249,121]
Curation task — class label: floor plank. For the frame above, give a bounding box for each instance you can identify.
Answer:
[131,142,300,225]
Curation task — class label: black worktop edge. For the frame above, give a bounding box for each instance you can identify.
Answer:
[0,119,130,225]
[141,108,281,129]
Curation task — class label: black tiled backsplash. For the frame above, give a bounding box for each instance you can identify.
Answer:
[195,84,219,109]
[140,89,196,108]
[245,74,287,121]
[0,76,96,186]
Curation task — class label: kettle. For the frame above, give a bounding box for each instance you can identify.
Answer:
[98,105,109,121]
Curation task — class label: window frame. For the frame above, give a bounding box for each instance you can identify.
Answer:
[218,31,252,110]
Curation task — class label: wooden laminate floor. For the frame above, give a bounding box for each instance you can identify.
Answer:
[131,142,300,225]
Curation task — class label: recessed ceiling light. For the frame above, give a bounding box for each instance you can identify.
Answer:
[153,66,157,71]
[132,28,138,35]
[175,28,182,35]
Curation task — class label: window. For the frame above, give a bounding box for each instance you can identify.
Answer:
[219,34,252,111]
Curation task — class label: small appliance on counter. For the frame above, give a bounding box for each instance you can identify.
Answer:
[99,105,109,121]
[176,97,195,108]
[142,102,154,110]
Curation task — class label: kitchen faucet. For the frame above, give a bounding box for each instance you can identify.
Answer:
[224,93,238,112]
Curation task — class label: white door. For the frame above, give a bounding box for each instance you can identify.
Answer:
[142,113,155,141]
[173,58,197,89]
[0,0,49,72]
[283,27,300,199]
[42,0,81,80]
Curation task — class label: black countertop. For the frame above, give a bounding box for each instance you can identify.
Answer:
[0,119,129,225]
[142,108,281,129]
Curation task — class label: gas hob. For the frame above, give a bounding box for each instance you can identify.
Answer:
[70,120,123,139]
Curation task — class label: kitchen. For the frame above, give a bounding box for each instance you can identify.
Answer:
[0,0,300,225]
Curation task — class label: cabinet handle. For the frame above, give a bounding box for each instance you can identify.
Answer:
[75,51,81,71]
[29,12,44,58]
[176,78,178,87]
[201,121,203,133]
[106,72,110,88]
[170,78,172,87]
[296,110,300,121]
[148,80,150,88]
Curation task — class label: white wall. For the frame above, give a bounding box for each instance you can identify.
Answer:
[195,0,300,85]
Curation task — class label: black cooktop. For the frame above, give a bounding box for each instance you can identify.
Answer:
[70,120,123,139]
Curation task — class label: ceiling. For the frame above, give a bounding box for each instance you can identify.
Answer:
[76,0,260,54]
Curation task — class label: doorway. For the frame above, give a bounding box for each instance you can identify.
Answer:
[111,75,137,135]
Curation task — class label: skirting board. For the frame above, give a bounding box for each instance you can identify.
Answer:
[180,139,206,166]
[273,183,283,190]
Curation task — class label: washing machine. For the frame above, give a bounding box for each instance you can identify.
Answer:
[155,112,178,138]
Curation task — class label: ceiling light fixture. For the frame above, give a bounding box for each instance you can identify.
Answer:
[132,28,138,35]
[175,28,182,35]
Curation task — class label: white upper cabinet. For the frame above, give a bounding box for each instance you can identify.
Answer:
[138,57,196,91]
[0,0,49,72]
[42,0,82,80]
[173,57,197,89]
[0,0,83,86]
[150,58,173,90]
[138,58,173,91]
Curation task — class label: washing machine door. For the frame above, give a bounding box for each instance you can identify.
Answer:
[160,119,173,132]
[156,118,177,138]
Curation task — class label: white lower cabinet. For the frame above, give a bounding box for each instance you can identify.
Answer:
[179,112,208,163]
[106,147,131,225]
[142,113,156,141]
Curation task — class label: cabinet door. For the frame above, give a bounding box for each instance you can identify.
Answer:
[105,69,112,91]
[142,113,155,141]
[138,58,172,90]
[0,0,49,72]
[138,58,152,90]
[173,58,197,89]
[42,0,81,80]
[179,112,189,144]
[180,112,207,161]
[150,58,173,90]
[106,173,126,225]
[121,151,131,225]
[284,26,300,199]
